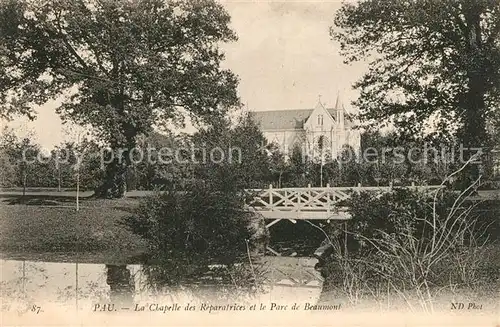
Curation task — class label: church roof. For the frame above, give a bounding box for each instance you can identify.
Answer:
[250,102,354,131]
[250,109,315,130]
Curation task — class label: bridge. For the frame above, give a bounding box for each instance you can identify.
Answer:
[245,183,444,256]
[246,183,444,224]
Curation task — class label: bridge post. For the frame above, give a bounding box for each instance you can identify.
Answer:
[306,184,311,208]
[326,183,331,214]
[269,184,273,206]
[357,183,361,195]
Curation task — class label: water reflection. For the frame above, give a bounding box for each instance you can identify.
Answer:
[139,260,265,305]
[0,257,323,312]
[106,265,135,306]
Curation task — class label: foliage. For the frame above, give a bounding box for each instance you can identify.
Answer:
[45,139,104,190]
[0,114,276,191]
[0,128,21,187]
[191,113,271,190]
[0,0,239,197]
[356,130,471,185]
[122,120,272,278]
[122,142,270,297]
[122,183,258,264]
[321,179,497,311]
[127,131,190,191]
[340,188,460,253]
[0,128,52,189]
[266,142,288,188]
[264,137,422,187]
[333,0,500,142]
[280,144,312,187]
[0,128,105,190]
[76,139,108,190]
[332,0,500,186]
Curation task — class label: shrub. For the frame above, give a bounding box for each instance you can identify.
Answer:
[341,188,460,253]
[121,183,262,264]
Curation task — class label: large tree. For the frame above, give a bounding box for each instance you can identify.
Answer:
[333,0,500,186]
[0,0,239,197]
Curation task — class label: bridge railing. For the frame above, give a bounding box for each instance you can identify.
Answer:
[245,183,445,216]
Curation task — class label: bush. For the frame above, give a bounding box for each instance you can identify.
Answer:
[340,188,460,253]
[121,183,264,264]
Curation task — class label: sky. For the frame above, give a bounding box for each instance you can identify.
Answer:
[3,0,367,150]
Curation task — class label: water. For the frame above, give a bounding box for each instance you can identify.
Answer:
[2,258,496,327]
[0,256,323,314]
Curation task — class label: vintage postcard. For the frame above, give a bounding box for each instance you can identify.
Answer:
[0,0,499,326]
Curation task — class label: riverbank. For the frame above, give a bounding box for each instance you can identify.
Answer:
[0,191,326,260]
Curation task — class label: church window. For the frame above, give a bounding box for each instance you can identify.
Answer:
[317,114,323,125]
[318,135,324,150]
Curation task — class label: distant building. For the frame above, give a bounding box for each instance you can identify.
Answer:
[250,97,361,160]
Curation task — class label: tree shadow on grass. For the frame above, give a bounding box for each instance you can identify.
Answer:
[0,194,94,205]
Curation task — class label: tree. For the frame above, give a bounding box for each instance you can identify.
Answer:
[285,144,313,187]
[360,130,465,185]
[333,0,500,186]
[191,113,271,190]
[123,114,273,262]
[0,127,19,187]
[0,0,239,198]
[266,141,288,188]
[0,128,44,197]
[130,131,193,191]
[50,139,106,191]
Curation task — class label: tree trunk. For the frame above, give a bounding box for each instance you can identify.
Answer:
[22,168,26,204]
[458,6,489,190]
[94,155,128,199]
[461,68,487,188]
[57,166,61,192]
[459,75,487,190]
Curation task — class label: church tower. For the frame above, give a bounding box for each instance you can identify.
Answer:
[334,93,345,127]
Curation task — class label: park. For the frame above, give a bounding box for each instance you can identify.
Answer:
[0,0,499,319]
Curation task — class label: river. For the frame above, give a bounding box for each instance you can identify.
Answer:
[0,256,323,314]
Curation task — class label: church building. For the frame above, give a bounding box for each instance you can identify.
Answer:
[250,96,361,160]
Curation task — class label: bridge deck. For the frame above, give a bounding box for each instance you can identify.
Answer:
[255,210,351,220]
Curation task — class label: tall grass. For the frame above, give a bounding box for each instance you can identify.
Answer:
[320,157,499,312]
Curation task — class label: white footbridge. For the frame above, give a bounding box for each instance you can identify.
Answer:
[245,183,444,228]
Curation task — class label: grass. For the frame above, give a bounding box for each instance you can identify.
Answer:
[318,243,500,314]
[0,194,148,264]
[318,286,500,314]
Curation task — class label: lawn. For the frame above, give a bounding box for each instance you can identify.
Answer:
[0,195,148,264]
